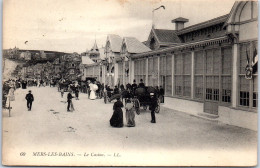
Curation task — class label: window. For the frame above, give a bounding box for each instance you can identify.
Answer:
[205,49,220,101]
[239,41,258,108]
[159,55,172,95]
[221,47,232,103]
[134,59,146,85]
[150,38,156,50]
[166,55,172,95]
[194,50,204,99]
[174,52,191,97]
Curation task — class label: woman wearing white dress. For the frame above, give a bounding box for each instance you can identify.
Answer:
[89,82,96,100]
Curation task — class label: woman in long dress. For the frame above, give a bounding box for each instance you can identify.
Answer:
[110,98,124,128]
[125,99,135,127]
[89,83,96,100]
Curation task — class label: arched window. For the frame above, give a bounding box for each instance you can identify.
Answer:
[150,37,156,50]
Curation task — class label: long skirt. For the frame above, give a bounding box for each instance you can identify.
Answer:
[126,109,135,127]
[71,101,75,111]
[90,90,96,100]
[110,108,123,128]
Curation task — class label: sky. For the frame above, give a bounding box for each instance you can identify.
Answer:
[3,0,237,53]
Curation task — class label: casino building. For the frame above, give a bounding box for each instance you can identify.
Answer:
[84,1,258,130]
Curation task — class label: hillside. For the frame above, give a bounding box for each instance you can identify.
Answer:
[2,58,25,81]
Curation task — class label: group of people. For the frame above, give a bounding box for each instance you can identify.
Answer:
[65,80,102,111]
[12,77,163,127]
[109,97,136,127]
[109,79,162,128]
[109,89,159,128]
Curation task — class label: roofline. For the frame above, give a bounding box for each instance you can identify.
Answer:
[151,28,161,43]
[106,34,123,53]
[153,29,182,44]
[176,14,229,35]
[131,35,229,59]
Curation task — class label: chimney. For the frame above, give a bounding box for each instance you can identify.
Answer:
[171,17,189,31]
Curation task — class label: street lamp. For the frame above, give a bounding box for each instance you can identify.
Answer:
[152,5,165,29]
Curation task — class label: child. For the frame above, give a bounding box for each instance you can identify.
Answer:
[61,88,64,98]
[125,98,135,127]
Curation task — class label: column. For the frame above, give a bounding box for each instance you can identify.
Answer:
[131,59,135,84]
[232,43,239,108]
[92,66,94,77]
[157,57,160,86]
[191,51,195,99]
[114,63,119,86]
[123,60,125,86]
[145,58,148,85]
[172,53,175,96]
[102,65,105,84]
[129,59,132,83]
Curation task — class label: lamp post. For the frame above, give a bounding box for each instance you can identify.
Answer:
[152,5,165,29]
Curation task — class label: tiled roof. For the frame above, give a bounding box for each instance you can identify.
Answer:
[123,37,151,54]
[176,14,229,35]
[82,56,95,65]
[153,29,182,43]
[107,34,123,53]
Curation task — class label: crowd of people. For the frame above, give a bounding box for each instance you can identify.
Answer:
[58,78,165,127]
[3,76,165,128]
[109,79,163,128]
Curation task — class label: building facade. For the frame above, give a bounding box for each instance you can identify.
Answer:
[130,1,258,130]
[83,1,258,130]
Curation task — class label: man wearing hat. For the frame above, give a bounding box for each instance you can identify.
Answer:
[149,92,157,123]
[131,80,137,93]
[25,90,34,111]
[138,79,145,88]
[67,90,74,112]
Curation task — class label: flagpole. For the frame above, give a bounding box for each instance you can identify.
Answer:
[152,5,165,29]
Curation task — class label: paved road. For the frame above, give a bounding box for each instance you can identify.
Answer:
[2,86,257,166]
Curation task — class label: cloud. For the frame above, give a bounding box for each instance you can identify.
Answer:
[3,0,236,53]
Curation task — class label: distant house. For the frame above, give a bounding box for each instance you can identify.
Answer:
[116,37,151,85]
[40,50,46,59]
[20,51,32,60]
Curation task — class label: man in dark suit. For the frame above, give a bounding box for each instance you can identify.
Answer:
[159,86,165,103]
[25,90,34,111]
[138,79,145,88]
[149,92,158,123]
[67,90,73,112]
[131,80,137,94]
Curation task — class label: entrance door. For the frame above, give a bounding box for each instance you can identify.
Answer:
[204,76,219,115]
[162,76,166,89]
[204,49,220,115]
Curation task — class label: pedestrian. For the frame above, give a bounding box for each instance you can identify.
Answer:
[25,90,34,111]
[109,97,124,128]
[39,79,44,87]
[60,87,64,98]
[22,80,27,89]
[159,86,165,103]
[138,79,145,88]
[149,92,158,123]
[75,88,79,100]
[125,98,135,127]
[113,85,119,94]
[87,80,90,99]
[67,90,74,112]
[131,79,137,92]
